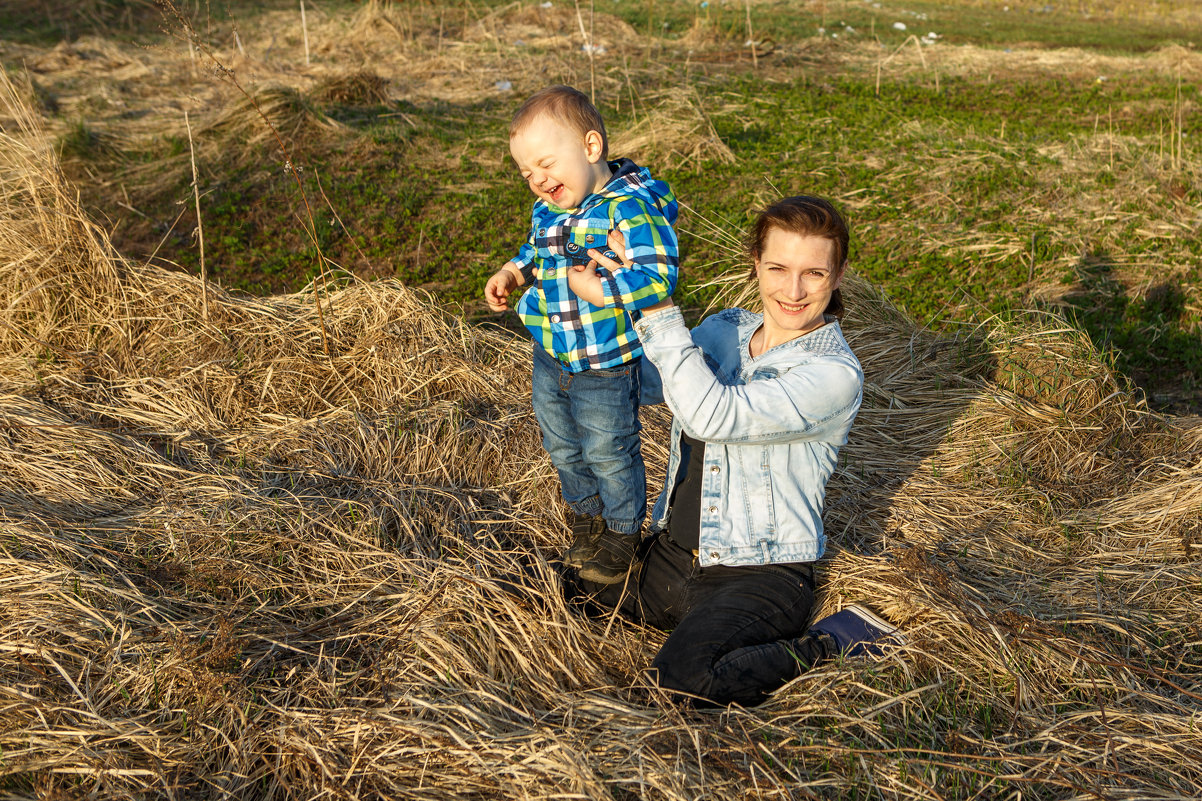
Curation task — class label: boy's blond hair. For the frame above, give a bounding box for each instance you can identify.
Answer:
[509,85,609,159]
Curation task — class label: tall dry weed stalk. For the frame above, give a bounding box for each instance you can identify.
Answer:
[157,0,335,356]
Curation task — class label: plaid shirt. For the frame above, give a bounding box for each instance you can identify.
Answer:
[512,159,678,371]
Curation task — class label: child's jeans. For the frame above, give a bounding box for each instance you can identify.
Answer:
[531,344,645,535]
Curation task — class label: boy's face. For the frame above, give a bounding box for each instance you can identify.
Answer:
[510,113,608,211]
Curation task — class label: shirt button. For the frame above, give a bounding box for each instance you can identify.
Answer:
[708,506,717,513]
[551,315,561,323]
[585,234,595,243]
[538,228,546,236]
[709,551,721,560]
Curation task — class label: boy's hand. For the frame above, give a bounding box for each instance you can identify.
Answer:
[485,263,524,312]
[566,261,606,307]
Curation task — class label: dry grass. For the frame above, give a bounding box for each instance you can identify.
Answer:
[610,87,737,173]
[311,71,390,107]
[3,60,1202,799]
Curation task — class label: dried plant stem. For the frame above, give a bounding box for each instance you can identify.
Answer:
[574,0,596,103]
[184,110,208,322]
[300,0,311,66]
[158,0,331,356]
[745,0,757,69]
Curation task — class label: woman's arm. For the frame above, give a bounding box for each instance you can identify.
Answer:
[635,307,862,445]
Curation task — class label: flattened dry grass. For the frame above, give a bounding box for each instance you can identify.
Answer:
[2,70,1202,800]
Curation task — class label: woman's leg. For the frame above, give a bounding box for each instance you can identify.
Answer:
[566,532,694,629]
[647,563,827,707]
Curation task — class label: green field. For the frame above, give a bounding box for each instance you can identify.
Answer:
[4,0,1198,412]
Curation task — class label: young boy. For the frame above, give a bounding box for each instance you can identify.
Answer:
[484,85,678,584]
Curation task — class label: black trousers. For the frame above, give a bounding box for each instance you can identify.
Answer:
[570,532,829,707]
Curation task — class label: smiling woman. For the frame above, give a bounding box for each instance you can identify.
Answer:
[748,206,846,356]
[563,196,904,707]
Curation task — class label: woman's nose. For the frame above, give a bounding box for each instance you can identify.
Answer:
[790,274,808,298]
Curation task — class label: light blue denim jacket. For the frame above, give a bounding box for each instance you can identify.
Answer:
[634,306,863,567]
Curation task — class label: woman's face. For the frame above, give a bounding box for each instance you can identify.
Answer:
[755,228,844,341]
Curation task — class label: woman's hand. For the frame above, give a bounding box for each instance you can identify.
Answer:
[565,260,606,307]
[582,230,676,315]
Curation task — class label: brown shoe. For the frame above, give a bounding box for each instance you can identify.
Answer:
[577,528,641,584]
[565,511,607,568]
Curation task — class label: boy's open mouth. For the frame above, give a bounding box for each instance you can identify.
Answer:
[547,184,564,202]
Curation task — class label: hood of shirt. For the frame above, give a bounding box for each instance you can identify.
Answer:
[581,158,678,224]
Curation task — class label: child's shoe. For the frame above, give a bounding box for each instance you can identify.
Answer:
[564,511,607,568]
[808,604,904,658]
[577,527,641,584]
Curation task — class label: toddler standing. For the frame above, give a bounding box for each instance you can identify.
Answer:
[484,85,678,584]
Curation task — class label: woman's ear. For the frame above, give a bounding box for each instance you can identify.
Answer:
[584,130,604,163]
[831,259,847,289]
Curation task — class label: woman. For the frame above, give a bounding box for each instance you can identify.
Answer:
[567,195,901,707]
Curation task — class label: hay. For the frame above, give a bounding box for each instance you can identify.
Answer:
[201,85,344,149]
[3,65,1202,801]
[310,71,390,107]
[610,88,737,172]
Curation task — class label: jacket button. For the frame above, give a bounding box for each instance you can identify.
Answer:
[538,228,546,236]
[551,315,561,323]
[709,551,720,560]
[708,506,717,513]
[710,465,720,473]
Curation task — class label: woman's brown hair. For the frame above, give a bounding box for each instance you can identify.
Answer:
[746,195,848,318]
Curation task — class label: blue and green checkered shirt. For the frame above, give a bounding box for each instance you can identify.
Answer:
[512,159,678,371]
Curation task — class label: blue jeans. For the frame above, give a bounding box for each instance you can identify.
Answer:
[531,345,645,535]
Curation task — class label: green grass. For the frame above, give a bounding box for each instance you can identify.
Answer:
[589,0,1202,54]
[21,0,1201,412]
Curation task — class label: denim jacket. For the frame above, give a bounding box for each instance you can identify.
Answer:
[634,306,863,567]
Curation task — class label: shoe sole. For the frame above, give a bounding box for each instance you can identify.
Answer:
[844,604,906,645]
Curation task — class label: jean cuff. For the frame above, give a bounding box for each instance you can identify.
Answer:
[603,518,643,535]
[569,495,603,516]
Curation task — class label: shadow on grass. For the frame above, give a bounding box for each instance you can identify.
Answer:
[1059,251,1200,416]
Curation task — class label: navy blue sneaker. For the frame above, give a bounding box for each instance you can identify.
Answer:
[808,605,903,658]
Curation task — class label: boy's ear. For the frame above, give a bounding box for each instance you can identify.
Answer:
[584,130,604,163]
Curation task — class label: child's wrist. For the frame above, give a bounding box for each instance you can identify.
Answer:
[502,263,525,284]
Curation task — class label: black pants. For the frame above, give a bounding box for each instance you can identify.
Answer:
[569,532,830,707]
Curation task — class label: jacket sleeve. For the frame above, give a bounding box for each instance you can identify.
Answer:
[512,240,537,284]
[510,208,540,284]
[634,308,862,445]
[598,197,678,312]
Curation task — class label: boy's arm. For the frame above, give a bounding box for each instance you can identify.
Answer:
[597,197,678,311]
[511,239,538,285]
[484,222,538,311]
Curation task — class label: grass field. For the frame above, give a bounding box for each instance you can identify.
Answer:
[1,0,1198,412]
[1,1,1201,799]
